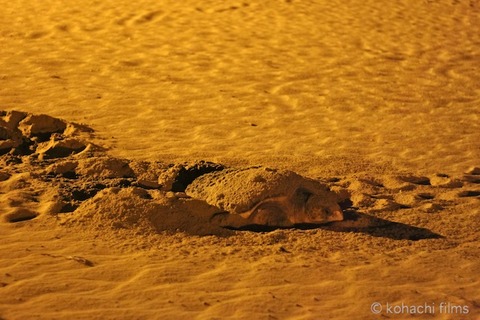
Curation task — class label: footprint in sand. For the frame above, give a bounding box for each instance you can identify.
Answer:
[134,10,165,24]
[5,208,38,223]
[0,110,94,159]
[0,175,42,223]
[1,110,100,222]
[344,172,474,214]
[457,167,480,198]
[27,31,50,40]
[116,10,165,26]
[458,190,480,198]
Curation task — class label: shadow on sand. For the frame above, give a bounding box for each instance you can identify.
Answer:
[317,210,444,240]
[228,209,443,241]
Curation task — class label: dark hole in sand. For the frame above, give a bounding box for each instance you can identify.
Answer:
[412,179,431,186]
[12,141,35,156]
[42,145,87,159]
[92,183,107,190]
[62,171,78,179]
[466,177,480,184]
[60,203,78,213]
[0,127,9,140]
[0,172,11,182]
[71,189,99,201]
[171,163,225,192]
[3,155,23,165]
[458,190,480,197]
[65,184,107,203]
[7,210,38,223]
[138,192,153,199]
[113,179,133,188]
[401,176,431,186]
[339,199,353,210]
[33,132,58,143]
[418,193,435,200]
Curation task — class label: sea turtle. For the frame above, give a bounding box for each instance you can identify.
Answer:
[185,167,344,228]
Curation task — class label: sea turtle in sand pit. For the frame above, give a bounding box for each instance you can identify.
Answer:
[185,167,344,228]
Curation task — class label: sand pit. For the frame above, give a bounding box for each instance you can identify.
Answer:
[1,0,479,318]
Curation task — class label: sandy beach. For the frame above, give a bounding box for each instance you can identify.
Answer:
[1,0,479,319]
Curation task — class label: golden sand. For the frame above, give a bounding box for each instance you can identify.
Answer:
[1,0,479,319]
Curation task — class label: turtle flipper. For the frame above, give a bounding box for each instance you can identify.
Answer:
[243,200,292,227]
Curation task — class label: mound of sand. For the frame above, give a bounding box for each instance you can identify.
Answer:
[62,187,228,236]
[0,111,227,236]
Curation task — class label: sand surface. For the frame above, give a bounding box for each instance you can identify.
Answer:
[1,0,479,319]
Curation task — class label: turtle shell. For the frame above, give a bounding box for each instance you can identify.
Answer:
[185,167,343,227]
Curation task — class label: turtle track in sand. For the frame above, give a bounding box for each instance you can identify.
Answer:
[1,110,478,238]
